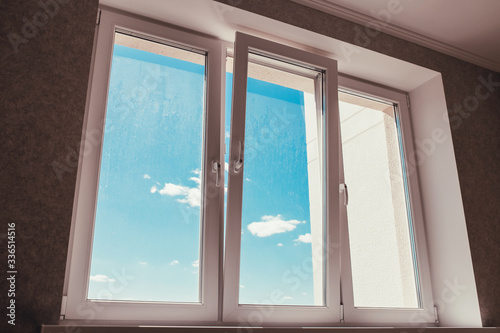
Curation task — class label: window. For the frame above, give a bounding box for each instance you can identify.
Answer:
[65,10,223,322]
[222,32,340,325]
[63,8,435,326]
[337,77,434,324]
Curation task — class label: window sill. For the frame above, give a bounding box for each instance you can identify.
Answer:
[42,324,495,333]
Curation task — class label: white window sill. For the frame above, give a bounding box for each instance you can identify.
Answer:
[42,324,496,333]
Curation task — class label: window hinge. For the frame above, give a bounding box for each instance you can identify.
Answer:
[340,304,344,323]
[339,183,348,205]
[60,295,67,320]
[434,306,439,325]
[96,9,101,25]
[406,94,411,110]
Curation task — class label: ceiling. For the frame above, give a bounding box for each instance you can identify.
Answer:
[293,0,500,72]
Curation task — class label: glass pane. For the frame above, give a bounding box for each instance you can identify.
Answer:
[88,33,206,303]
[237,53,324,306]
[339,92,419,308]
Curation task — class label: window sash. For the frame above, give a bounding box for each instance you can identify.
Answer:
[64,9,224,322]
[338,75,435,325]
[222,32,341,325]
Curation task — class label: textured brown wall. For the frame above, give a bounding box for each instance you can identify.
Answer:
[1,0,498,332]
[214,0,500,326]
[1,1,99,332]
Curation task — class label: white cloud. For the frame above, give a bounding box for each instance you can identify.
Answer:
[170,260,180,265]
[90,274,115,282]
[245,178,251,182]
[247,215,304,237]
[294,233,312,243]
[189,176,201,186]
[225,131,230,139]
[191,259,199,268]
[302,292,308,295]
[176,187,201,207]
[283,296,293,300]
[224,162,229,173]
[159,183,189,196]
[153,170,201,207]
[143,174,151,179]
[138,261,147,266]
[240,285,245,288]
[277,243,283,247]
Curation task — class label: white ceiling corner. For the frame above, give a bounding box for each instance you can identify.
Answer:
[292,0,500,73]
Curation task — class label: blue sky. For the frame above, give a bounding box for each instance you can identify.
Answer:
[88,44,316,305]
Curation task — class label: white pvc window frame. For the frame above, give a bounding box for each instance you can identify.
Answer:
[338,75,435,326]
[61,7,438,327]
[63,9,224,323]
[222,32,341,325]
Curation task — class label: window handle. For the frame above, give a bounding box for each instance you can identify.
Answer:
[339,183,348,205]
[212,160,221,187]
[234,141,243,173]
